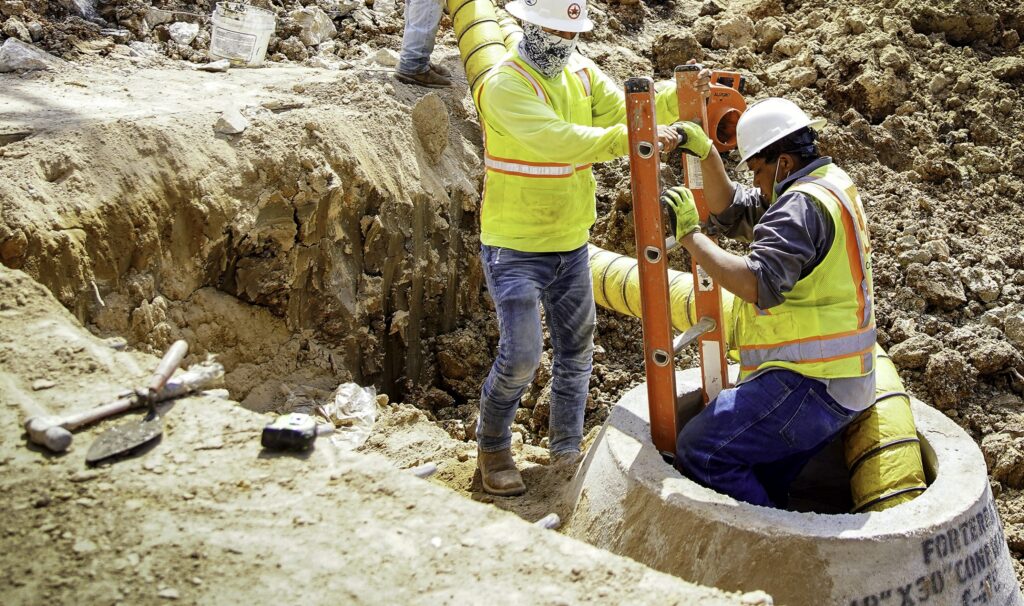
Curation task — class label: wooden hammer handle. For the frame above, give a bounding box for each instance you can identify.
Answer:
[145,340,189,395]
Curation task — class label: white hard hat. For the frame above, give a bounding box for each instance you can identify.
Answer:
[505,0,594,33]
[735,98,826,167]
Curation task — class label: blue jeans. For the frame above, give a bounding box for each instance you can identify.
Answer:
[675,369,859,507]
[398,0,442,75]
[476,244,596,456]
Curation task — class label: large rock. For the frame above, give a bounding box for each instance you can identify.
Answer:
[1006,308,1024,348]
[889,333,942,369]
[924,349,973,410]
[971,340,1022,375]
[905,262,967,310]
[291,6,337,47]
[0,37,64,72]
[963,266,1002,303]
[982,433,1024,489]
[168,22,199,46]
[411,93,449,165]
[711,15,755,50]
[652,30,704,74]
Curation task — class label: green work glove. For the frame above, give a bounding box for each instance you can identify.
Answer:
[660,186,700,240]
[672,121,712,161]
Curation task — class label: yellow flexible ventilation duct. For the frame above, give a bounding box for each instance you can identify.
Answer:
[447,3,926,513]
[844,348,928,512]
[448,0,509,92]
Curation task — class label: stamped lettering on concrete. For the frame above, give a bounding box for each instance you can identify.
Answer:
[849,497,1021,606]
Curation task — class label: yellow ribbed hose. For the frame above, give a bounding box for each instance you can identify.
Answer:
[844,348,928,512]
[448,0,509,92]
[587,244,926,512]
[588,244,734,335]
[496,8,523,48]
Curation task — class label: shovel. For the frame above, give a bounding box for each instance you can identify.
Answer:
[85,340,189,466]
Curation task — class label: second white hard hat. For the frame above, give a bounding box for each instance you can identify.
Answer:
[505,0,595,33]
[736,98,826,167]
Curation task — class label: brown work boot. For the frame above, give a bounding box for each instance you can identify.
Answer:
[395,68,451,89]
[478,447,526,496]
[429,62,451,78]
[550,449,583,478]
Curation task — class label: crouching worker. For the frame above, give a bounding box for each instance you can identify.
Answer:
[663,98,876,508]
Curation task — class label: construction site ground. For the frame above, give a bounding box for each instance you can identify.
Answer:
[2,0,1024,602]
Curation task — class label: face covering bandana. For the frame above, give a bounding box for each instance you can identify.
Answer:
[519,22,578,79]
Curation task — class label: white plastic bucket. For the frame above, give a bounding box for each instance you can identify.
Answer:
[210,2,276,67]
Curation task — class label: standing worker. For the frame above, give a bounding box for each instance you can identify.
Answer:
[664,98,877,508]
[396,0,451,88]
[472,0,692,496]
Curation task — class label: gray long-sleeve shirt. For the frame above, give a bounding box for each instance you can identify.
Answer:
[710,157,875,412]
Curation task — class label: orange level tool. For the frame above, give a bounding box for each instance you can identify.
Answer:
[624,77,677,455]
[675,64,735,403]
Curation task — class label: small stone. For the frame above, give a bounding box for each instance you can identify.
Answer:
[291,6,336,46]
[430,536,442,548]
[371,48,399,67]
[158,587,180,600]
[196,59,230,73]
[31,379,56,391]
[73,539,98,554]
[167,22,199,46]
[70,470,101,483]
[214,109,248,135]
[191,577,203,586]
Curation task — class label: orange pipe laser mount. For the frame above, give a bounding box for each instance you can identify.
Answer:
[675,64,745,405]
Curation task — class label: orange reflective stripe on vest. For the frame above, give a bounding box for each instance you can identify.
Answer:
[794,176,874,329]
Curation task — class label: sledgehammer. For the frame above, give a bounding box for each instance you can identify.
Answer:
[22,340,189,453]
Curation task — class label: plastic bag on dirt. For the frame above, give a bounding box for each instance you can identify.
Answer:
[315,382,377,450]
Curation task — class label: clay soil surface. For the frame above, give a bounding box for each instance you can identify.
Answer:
[2,0,1024,601]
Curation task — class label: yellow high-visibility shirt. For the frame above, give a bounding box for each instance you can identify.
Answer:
[475,48,680,252]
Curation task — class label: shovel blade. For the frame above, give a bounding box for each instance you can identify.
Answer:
[85,414,163,466]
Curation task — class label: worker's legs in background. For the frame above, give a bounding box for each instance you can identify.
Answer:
[396,0,451,87]
[674,369,858,508]
[542,244,595,458]
[476,245,548,454]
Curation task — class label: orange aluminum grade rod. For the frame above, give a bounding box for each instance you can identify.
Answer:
[675,64,731,403]
[624,77,676,455]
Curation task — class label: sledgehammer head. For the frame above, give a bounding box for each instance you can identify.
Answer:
[25,416,73,452]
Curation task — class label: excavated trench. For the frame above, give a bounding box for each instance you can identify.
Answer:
[0,77,487,416]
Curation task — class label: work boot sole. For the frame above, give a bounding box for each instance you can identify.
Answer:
[479,471,527,497]
[394,71,451,89]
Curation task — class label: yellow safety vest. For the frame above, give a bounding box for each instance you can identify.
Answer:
[734,163,876,380]
[474,53,597,252]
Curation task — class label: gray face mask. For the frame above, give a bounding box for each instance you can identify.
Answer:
[518,22,578,79]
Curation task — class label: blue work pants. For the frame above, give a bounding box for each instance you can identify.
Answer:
[675,369,860,507]
[476,244,596,457]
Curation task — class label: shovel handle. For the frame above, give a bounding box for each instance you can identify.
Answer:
[146,340,189,395]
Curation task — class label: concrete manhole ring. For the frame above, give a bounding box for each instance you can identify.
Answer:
[564,368,1023,606]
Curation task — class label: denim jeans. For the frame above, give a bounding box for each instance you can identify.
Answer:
[675,369,860,507]
[476,244,596,456]
[397,0,442,75]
